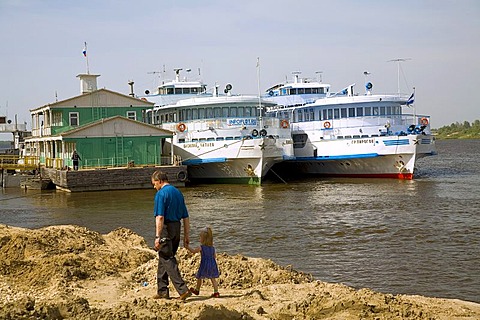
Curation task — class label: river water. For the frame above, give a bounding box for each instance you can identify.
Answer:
[1,139,479,303]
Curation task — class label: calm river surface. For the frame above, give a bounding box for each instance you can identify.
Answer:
[1,139,479,303]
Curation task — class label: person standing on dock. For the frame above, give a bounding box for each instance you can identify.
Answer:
[151,170,192,301]
[71,150,81,170]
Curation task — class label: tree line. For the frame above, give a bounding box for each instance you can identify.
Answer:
[432,120,480,139]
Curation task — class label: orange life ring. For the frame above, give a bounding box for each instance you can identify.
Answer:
[420,117,429,126]
[177,123,187,132]
[324,121,331,129]
[280,119,289,129]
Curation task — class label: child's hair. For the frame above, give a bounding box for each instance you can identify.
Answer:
[200,227,214,246]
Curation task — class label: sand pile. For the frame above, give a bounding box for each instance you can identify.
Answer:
[1,224,479,319]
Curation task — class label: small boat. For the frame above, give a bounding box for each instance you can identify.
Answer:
[145,84,293,184]
[266,77,437,179]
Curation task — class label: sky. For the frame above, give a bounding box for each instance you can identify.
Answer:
[0,0,479,140]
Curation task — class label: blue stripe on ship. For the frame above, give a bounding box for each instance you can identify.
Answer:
[421,139,431,144]
[383,139,409,146]
[183,158,227,165]
[295,153,379,161]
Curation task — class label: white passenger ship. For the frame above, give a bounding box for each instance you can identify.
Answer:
[145,84,293,184]
[266,80,437,179]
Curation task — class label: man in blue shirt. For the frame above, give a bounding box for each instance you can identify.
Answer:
[151,170,191,301]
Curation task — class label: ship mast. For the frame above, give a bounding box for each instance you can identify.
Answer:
[388,58,411,94]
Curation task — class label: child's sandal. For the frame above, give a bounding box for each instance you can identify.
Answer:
[189,288,200,295]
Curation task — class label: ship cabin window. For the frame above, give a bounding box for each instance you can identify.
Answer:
[364,107,372,116]
[327,109,333,119]
[333,109,340,119]
[207,137,215,141]
[298,88,305,94]
[225,136,234,140]
[386,106,392,115]
[187,109,192,120]
[216,137,224,141]
[237,107,244,117]
[373,107,379,115]
[341,108,347,118]
[166,88,174,95]
[234,136,242,140]
[230,107,237,117]
[206,108,213,118]
[348,108,355,117]
[297,109,303,122]
[380,107,386,115]
[357,107,363,117]
[305,88,312,94]
[199,108,205,119]
[199,138,206,142]
[322,109,328,120]
[245,107,251,117]
[69,112,79,126]
[127,111,136,120]
[192,138,198,142]
[222,107,229,117]
[175,88,182,94]
[214,107,221,117]
[192,108,198,119]
[178,138,185,143]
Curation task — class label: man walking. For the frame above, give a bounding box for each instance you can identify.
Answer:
[151,170,191,301]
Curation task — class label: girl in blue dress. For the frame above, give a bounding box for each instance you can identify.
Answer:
[187,227,220,298]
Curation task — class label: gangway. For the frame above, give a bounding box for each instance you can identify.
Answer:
[0,155,39,171]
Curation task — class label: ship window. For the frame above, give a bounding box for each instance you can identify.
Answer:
[341,108,347,118]
[334,109,340,119]
[186,109,192,120]
[213,107,221,117]
[192,138,198,142]
[199,138,206,141]
[298,88,305,94]
[365,107,372,116]
[199,108,205,119]
[245,107,251,117]
[356,107,363,116]
[386,106,392,115]
[127,111,136,120]
[348,108,355,117]
[373,107,379,115]
[175,88,182,94]
[192,108,198,119]
[380,107,386,115]
[225,137,234,140]
[206,108,213,118]
[69,112,79,126]
[305,88,312,94]
[322,109,328,120]
[230,107,237,117]
[222,107,229,117]
[292,133,308,148]
[234,136,242,140]
[216,137,224,141]
[191,87,198,93]
[297,109,303,122]
[166,88,174,95]
[327,109,333,119]
[206,137,215,141]
[237,107,244,117]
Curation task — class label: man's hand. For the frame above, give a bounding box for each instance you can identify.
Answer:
[154,238,160,251]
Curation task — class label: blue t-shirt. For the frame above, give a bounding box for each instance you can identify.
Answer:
[153,184,189,222]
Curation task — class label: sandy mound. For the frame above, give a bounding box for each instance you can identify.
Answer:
[1,224,478,319]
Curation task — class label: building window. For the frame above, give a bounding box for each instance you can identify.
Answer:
[69,112,79,126]
[127,111,136,120]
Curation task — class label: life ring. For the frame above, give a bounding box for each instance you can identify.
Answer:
[420,117,429,126]
[324,121,331,129]
[280,119,289,129]
[177,170,187,182]
[177,123,187,132]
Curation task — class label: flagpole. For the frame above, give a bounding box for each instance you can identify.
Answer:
[83,42,90,74]
[256,57,262,123]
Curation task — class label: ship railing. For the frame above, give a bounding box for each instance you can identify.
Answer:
[291,114,431,134]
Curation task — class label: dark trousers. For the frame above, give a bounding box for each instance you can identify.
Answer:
[73,160,79,170]
[156,221,188,296]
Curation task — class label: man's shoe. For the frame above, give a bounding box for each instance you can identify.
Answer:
[177,290,192,301]
[153,292,170,299]
[189,287,200,295]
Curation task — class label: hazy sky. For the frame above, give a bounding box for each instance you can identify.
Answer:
[1,0,479,139]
